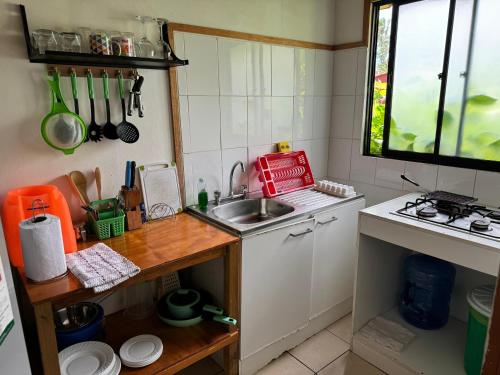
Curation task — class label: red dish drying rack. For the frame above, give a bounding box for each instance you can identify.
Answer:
[255,151,315,197]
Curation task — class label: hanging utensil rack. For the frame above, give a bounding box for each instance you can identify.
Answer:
[19,4,189,72]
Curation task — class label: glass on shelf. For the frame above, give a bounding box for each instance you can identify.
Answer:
[89,30,112,55]
[136,16,155,58]
[32,29,58,54]
[154,18,172,60]
[77,27,91,53]
[110,31,136,57]
[60,32,82,53]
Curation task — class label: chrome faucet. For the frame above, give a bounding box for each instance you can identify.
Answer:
[228,161,247,200]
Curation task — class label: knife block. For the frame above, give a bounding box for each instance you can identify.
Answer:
[121,187,142,231]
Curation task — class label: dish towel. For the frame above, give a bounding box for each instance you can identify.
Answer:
[66,243,140,293]
[359,316,416,353]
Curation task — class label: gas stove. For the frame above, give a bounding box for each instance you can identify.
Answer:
[392,196,500,242]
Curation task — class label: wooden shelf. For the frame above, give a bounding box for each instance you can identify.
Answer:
[105,311,239,374]
[20,4,188,71]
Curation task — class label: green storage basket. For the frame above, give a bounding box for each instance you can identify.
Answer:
[464,285,494,375]
[87,198,125,240]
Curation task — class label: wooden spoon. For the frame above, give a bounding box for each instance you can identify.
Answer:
[67,171,90,205]
[95,167,102,200]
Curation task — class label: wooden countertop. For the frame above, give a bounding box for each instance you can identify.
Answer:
[17,213,239,306]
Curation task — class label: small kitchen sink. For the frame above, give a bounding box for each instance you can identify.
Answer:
[212,198,295,224]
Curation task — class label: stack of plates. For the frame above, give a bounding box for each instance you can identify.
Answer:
[119,334,163,368]
[59,341,121,375]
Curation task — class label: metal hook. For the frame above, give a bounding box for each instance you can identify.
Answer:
[27,199,49,223]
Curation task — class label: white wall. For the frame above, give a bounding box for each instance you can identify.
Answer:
[175,32,334,205]
[0,0,336,220]
[328,5,500,208]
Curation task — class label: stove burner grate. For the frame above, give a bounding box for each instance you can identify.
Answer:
[487,211,500,221]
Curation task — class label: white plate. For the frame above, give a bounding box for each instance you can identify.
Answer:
[107,354,121,375]
[119,334,163,368]
[59,341,115,375]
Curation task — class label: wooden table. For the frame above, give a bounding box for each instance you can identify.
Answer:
[17,213,241,375]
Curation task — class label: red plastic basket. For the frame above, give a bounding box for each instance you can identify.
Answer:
[255,151,315,197]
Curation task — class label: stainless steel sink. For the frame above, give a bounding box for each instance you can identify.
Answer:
[212,198,294,224]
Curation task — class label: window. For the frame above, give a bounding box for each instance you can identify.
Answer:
[364,0,500,172]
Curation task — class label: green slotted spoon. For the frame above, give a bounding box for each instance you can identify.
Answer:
[41,72,87,155]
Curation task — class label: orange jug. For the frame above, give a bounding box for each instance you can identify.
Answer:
[2,185,76,267]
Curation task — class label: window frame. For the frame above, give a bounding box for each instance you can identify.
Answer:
[363,0,500,172]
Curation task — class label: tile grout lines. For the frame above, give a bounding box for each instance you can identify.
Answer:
[286,329,351,374]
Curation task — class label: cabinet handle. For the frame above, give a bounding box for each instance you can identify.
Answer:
[289,228,313,237]
[317,216,338,225]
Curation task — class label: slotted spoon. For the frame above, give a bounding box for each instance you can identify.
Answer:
[116,72,139,143]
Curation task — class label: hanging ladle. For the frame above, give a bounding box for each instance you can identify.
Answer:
[116,71,139,144]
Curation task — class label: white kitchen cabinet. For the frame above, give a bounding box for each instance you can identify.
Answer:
[241,219,314,358]
[310,199,366,317]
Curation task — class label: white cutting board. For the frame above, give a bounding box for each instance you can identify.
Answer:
[138,163,182,219]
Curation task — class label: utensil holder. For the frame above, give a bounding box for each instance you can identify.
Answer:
[87,198,125,240]
[121,187,142,231]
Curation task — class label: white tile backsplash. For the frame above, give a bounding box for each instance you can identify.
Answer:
[247,42,272,96]
[328,138,352,180]
[173,33,187,96]
[271,97,294,142]
[187,96,221,152]
[185,150,223,203]
[220,96,248,149]
[352,95,364,140]
[294,48,315,96]
[375,158,405,190]
[356,48,368,96]
[222,148,249,196]
[350,139,376,184]
[437,166,477,196]
[293,96,314,141]
[184,33,219,95]
[403,162,438,192]
[179,95,191,153]
[272,45,295,96]
[178,33,333,202]
[333,49,357,95]
[314,50,334,96]
[248,96,272,146]
[331,95,355,139]
[218,38,247,96]
[310,139,329,179]
[313,96,332,139]
[474,171,500,207]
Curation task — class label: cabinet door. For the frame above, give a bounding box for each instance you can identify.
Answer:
[241,219,314,358]
[310,199,366,317]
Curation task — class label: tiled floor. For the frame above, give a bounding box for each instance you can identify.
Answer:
[179,314,385,375]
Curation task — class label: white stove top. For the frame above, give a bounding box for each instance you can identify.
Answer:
[392,198,500,242]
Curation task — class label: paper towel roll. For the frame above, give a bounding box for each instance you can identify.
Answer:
[19,214,67,282]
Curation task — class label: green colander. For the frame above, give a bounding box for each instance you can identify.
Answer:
[41,72,87,154]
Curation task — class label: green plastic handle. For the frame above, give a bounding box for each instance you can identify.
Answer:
[117,71,125,100]
[203,305,224,315]
[213,315,237,326]
[86,71,94,99]
[102,71,109,99]
[70,71,78,99]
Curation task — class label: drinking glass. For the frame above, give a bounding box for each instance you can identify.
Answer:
[60,32,82,53]
[89,30,111,55]
[136,16,155,58]
[77,27,91,53]
[32,29,58,54]
[154,18,172,60]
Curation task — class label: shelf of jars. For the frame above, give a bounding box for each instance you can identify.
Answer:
[20,4,188,72]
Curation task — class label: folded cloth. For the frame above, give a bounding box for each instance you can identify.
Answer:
[66,243,140,293]
[359,316,416,353]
